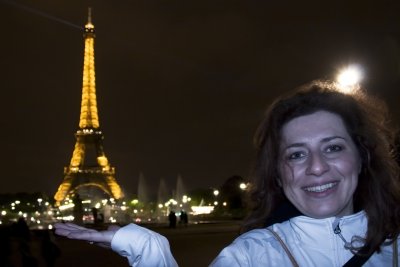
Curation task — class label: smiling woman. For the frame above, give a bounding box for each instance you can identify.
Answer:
[239,80,400,264]
[55,80,400,266]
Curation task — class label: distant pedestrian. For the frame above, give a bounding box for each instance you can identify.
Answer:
[91,207,98,225]
[73,194,83,225]
[168,211,176,228]
[180,210,188,227]
[99,213,104,223]
[14,217,31,241]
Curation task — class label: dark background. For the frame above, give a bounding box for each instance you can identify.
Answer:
[0,0,399,198]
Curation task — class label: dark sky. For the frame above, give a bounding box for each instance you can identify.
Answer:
[0,0,399,198]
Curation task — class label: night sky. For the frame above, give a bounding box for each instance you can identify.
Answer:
[1,0,399,198]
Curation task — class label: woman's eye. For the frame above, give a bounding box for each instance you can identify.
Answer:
[288,151,305,160]
[326,145,343,153]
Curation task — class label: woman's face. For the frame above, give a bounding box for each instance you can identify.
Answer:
[279,110,361,218]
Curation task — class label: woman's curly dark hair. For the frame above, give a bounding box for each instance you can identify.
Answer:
[241,80,400,255]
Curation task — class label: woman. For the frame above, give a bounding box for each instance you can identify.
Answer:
[55,80,400,266]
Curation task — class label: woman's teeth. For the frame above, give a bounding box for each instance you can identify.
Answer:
[303,182,337,192]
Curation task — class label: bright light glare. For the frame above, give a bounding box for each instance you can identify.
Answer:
[336,65,363,93]
[59,203,75,211]
[191,206,214,215]
[239,183,247,190]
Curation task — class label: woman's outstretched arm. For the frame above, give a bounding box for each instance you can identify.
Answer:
[55,223,119,248]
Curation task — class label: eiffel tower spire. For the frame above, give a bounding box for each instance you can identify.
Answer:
[54,9,124,206]
[80,7,99,129]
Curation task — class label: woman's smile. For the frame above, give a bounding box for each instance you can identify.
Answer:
[302,181,338,193]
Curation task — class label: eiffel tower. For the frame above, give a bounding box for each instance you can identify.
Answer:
[54,10,124,206]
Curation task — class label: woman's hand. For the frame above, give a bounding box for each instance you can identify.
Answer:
[54,222,121,248]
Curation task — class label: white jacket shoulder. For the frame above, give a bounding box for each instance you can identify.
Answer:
[111,224,178,267]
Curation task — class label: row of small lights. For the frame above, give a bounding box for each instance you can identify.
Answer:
[0,181,265,222]
[1,198,56,229]
[57,197,130,223]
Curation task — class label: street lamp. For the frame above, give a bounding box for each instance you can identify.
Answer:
[213,190,219,197]
[239,183,248,190]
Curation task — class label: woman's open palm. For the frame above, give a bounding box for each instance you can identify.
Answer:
[55,222,120,248]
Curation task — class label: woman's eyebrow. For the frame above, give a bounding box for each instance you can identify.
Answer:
[321,136,346,143]
[284,142,305,150]
[283,136,346,150]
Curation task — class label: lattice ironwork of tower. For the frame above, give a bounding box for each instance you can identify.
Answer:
[54,10,124,206]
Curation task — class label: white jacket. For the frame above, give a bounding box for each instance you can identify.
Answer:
[211,211,399,266]
[111,211,399,266]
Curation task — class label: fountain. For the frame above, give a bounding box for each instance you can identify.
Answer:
[157,178,170,219]
[137,172,149,203]
[157,178,169,205]
[175,174,186,204]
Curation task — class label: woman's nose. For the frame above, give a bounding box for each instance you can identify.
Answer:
[305,152,330,176]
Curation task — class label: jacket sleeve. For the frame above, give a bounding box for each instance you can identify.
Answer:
[209,241,248,267]
[111,223,178,267]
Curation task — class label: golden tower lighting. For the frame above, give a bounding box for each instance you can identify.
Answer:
[54,9,124,206]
